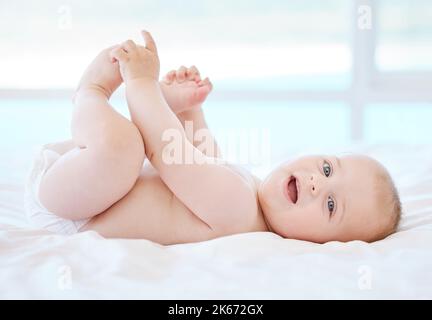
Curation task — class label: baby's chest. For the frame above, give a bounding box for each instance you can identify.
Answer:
[125,167,216,244]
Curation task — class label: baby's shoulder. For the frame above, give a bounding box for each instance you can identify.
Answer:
[224,163,259,192]
[223,163,267,233]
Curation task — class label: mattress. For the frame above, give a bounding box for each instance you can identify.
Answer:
[1,143,432,299]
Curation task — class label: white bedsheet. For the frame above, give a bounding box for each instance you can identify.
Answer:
[1,143,432,299]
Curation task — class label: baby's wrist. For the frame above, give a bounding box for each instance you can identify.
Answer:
[125,77,160,92]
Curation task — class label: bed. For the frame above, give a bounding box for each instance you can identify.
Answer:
[1,140,431,300]
[0,95,431,299]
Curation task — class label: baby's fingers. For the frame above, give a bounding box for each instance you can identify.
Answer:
[110,46,128,63]
[141,30,158,54]
[121,39,137,53]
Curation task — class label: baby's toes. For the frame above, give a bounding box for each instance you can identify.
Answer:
[193,85,212,104]
[187,66,201,82]
[198,77,213,91]
[163,70,176,84]
[176,66,187,83]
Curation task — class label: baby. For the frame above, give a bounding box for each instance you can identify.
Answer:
[28,31,401,245]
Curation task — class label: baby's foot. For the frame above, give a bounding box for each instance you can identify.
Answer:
[75,46,123,100]
[160,66,212,114]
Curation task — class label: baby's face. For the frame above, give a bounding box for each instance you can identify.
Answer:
[258,154,385,243]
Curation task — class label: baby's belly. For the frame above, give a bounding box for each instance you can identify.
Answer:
[82,165,215,245]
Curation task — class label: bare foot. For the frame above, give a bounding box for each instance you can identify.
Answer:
[75,46,123,101]
[160,65,213,114]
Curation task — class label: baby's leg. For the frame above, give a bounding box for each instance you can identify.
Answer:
[38,48,145,220]
[38,90,145,220]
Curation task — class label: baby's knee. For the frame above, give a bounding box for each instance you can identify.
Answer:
[96,121,145,167]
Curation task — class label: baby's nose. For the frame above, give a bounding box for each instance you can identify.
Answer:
[309,174,319,196]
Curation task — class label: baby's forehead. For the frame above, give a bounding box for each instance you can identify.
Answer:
[337,156,385,198]
[335,155,392,228]
[339,154,383,170]
[341,177,383,223]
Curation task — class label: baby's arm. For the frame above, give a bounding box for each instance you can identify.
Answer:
[177,107,222,159]
[111,32,256,232]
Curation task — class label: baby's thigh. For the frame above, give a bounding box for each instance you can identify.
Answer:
[38,141,143,221]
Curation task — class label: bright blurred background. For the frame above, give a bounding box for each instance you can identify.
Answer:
[0,0,431,167]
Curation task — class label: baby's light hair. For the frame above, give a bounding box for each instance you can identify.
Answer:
[337,153,402,242]
[371,164,402,242]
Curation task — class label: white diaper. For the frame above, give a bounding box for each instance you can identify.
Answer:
[24,144,90,235]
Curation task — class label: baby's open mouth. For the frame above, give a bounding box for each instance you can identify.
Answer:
[287,176,298,204]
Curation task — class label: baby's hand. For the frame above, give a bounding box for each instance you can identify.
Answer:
[110,30,160,83]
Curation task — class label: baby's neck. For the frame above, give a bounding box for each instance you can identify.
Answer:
[252,175,273,233]
[258,201,273,233]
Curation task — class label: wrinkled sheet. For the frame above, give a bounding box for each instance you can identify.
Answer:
[1,143,432,299]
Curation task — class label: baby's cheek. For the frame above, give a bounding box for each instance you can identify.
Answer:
[292,205,320,226]
[261,177,281,204]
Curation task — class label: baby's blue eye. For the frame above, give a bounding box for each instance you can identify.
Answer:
[327,196,335,215]
[323,161,332,177]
